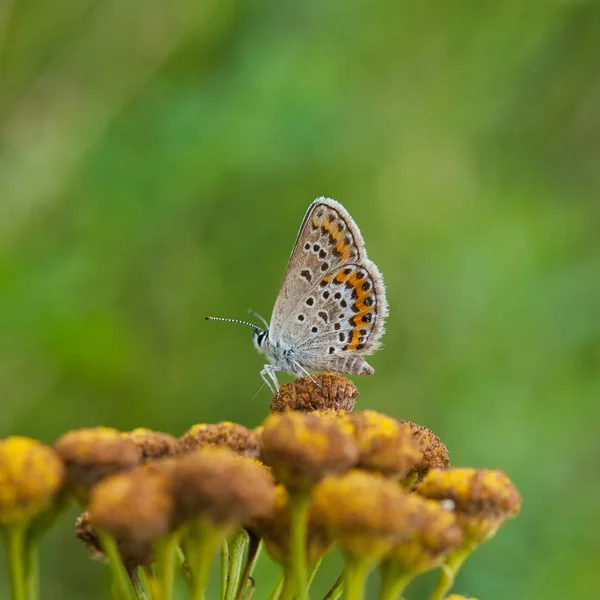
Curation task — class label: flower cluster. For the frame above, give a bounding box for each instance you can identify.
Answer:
[0,373,521,600]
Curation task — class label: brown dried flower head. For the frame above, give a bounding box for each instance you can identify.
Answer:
[417,468,522,542]
[88,465,175,566]
[270,373,358,413]
[177,422,260,458]
[312,470,419,562]
[0,436,65,525]
[259,412,359,490]
[341,411,421,478]
[173,447,275,529]
[385,495,463,573]
[54,427,142,502]
[124,428,178,461]
[247,484,332,567]
[400,420,450,478]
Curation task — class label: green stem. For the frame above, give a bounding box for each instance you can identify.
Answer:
[278,570,295,600]
[154,532,181,600]
[221,541,230,600]
[22,493,72,600]
[225,530,248,600]
[428,541,478,600]
[234,533,261,600]
[378,562,414,600]
[97,530,136,600]
[323,574,343,600]
[3,524,27,600]
[128,567,148,600]
[343,558,372,600]
[289,490,311,600]
[135,567,152,600]
[267,571,284,600]
[24,542,39,600]
[185,522,223,600]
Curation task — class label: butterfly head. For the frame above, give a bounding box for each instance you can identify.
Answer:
[253,329,269,352]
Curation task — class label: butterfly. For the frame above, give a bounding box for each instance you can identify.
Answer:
[207,197,388,393]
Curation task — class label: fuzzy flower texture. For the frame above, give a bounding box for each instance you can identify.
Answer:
[0,373,521,600]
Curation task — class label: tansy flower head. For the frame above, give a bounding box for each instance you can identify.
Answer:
[312,470,418,562]
[385,495,463,573]
[270,373,358,413]
[124,429,178,461]
[172,447,275,529]
[445,596,479,600]
[259,412,359,491]
[400,420,450,478]
[177,422,260,458]
[88,465,175,566]
[341,411,421,478]
[247,484,332,568]
[0,436,65,525]
[54,427,142,502]
[417,468,522,542]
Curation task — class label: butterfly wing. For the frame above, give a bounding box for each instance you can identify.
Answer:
[268,198,388,375]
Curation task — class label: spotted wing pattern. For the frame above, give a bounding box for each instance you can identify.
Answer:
[269,198,364,335]
[268,198,388,375]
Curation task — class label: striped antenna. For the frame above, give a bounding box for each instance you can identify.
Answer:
[205,316,264,331]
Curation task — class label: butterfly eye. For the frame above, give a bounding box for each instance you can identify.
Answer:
[255,331,267,346]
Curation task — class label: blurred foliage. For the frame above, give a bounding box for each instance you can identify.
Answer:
[0,0,599,598]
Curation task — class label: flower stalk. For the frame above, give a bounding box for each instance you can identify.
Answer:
[428,540,478,600]
[3,524,27,600]
[24,544,39,600]
[97,529,137,600]
[378,562,414,600]
[289,491,311,600]
[183,521,223,600]
[154,531,182,600]
[343,558,372,600]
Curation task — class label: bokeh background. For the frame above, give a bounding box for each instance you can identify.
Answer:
[1,1,599,598]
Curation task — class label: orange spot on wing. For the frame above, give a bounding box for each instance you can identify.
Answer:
[320,218,353,261]
[337,269,354,283]
[344,329,358,350]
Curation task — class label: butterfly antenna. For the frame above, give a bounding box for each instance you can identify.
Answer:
[247,309,270,330]
[205,316,263,331]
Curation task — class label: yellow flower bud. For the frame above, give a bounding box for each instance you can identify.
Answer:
[0,437,65,525]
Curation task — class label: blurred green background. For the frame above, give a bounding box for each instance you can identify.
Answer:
[1,0,599,598]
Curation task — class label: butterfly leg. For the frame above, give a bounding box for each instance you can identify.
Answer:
[260,364,281,395]
[291,360,323,388]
